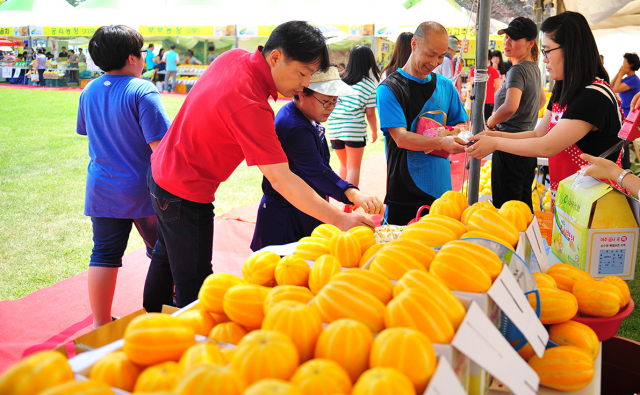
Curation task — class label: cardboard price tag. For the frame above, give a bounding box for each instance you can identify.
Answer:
[423,355,467,395]
[488,265,549,358]
[452,303,539,395]
[525,219,550,273]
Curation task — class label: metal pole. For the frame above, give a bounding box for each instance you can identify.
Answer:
[234,25,239,49]
[468,0,491,206]
[534,0,546,89]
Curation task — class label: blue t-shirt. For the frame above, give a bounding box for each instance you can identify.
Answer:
[77,75,170,218]
[164,50,179,71]
[620,74,640,116]
[146,50,156,70]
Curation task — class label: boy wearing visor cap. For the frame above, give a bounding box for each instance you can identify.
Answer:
[251,66,383,250]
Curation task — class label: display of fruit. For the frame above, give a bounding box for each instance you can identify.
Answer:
[242,251,280,285]
[429,197,462,220]
[439,239,503,281]
[177,343,225,374]
[177,308,217,336]
[308,254,341,294]
[89,351,141,391]
[467,208,519,247]
[546,264,595,292]
[400,220,457,248]
[275,254,311,286]
[231,330,299,384]
[263,285,314,315]
[310,223,340,240]
[296,237,330,261]
[222,284,270,329]
[369,243,426,281]
[528,346,594,391]
[330,231,362,268]
[572,279,624,317]
[0,350,74,395]
[198,273,247,314]
[347,226,376,252]
[209,321,248,345]
[418,213,467,238]
[384,238,436,270]
[290,358,353,395]
[441,190,469,212]
[548,320,600,361]
[262,301,323,362]
[330,268,394,304]
[430,249,492,293]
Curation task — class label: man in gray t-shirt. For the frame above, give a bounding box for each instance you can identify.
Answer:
[493,60,540,132]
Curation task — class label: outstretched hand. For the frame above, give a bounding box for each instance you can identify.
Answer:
[334,212,376,231]
[580,153,623,182]
[465,135,497,159]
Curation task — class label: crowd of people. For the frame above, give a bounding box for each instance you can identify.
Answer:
[75,13,640,327]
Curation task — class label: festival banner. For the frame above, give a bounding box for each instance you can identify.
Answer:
[138,25,214,36]
[43,26,98,36]
[213,25,234,37]
[0,26,11,35]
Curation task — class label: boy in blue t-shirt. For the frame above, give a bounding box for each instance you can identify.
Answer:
[77,25,171,328]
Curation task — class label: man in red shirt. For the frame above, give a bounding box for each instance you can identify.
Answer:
[144,21,376,312]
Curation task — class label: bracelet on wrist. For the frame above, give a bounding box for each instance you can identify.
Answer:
[617,169,632,186]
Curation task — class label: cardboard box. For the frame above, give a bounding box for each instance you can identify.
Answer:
[552,174,639,280]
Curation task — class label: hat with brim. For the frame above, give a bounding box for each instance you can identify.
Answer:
[308,66,357,97]
[498,17,537,40]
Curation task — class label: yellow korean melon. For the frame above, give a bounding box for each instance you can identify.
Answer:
[393,270,466,330]
[314,280,386,333]
[601,276,631,306]
[546,264,594,292]
[262,301,323,362]
[209,322,248,345]
[352,367,417,395]
[549,320,600,360]
[461,204,482,226]
[441,190,469,212]
[572,279,624,317]
[218,347,236,365]
[533,272,558,289]
[242,251,281,285]
[347,226,376,253]
[311,223,341,241]
[174,364,246,395]
[231,330,299,384]
[370,328,437,394]
[510,339,535,361]
[527,287,578,324]
[290,359,353,395]
[123,313,196,366]
[263,285,314,315]
[400,221,457,248]
[385,238,437,270]
[369,244,427,281]
[314,318,374,383]
[308,254,341,295]
[499,206,529,233]
[359,243,384,268]
[385,288,455,344]
[38,381,113,395]
[418,213,467,238]
[198,273,247,314]
[243,379,303,395]
[296,237,331,261]
[330,268,394,304]
[222,284,270,329]
[133,361,180,393]
[439,239,503,281]
[528,346,594,392]
[0,350,74,395]
[330,232,362,268]
[501,200,533,226]
[210,312,231,324]
[275,254,311,287]
[467,208,519,247]
[90,351,141,392]
[429,197,462,221]
[178,343,225,375]
[460,230,514,250]
[429,250,492,293]
[177,309,217,337]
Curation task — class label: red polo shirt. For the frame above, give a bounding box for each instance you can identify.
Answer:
[151,47,288,203]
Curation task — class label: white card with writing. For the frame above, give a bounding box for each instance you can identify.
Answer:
[423,355,467,395]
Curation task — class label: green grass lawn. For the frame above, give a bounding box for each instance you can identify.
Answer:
[0,89,383,301]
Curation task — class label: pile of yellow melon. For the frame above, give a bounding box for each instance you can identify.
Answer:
[532,178,552,212]
[460,160,492,197]
[513,263,632,391]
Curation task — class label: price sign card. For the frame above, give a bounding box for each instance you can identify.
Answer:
[452,302,539,395]
[525,219,550,273]
[487,265,549,357]
[423,355,467,395]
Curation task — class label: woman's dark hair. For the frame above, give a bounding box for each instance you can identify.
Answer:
[381,32,413,77]
[342,45,380,86]
[541,11,608,108]
[157,48,165,57]
[491,50,506,74]
[624,53,640,72]
[89,25,144,72]
[263,21,330,72]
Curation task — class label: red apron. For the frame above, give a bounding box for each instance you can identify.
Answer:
[547,79,625,208]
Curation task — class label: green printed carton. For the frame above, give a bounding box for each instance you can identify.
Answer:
[552,174,639,280]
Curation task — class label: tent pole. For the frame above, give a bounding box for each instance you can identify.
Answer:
[234,25,238,49]
[467,0,491,206]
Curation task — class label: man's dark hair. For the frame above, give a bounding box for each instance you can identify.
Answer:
[61,47,66,50]
[78,47,83,51]
[89,25,144,72]
[263,21,329,72]
[170,44,176,50]
[37,48,44,54]
[153,64,159,70]
[69,49,75,54]
[624,53,640,72]
[148,43,154,49]
[208,45,215,52]
[342,45,380,85]
[541,11,608,108]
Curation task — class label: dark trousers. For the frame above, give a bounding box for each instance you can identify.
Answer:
[491,150,537,211]
[37,69,45,86]
[144,167,214,312]
[484,103,494,122]
[385,201,433,226]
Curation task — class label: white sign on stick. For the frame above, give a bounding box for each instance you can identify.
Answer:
[423,355,467,395]
[526,219,550,273]
[452,303,539,395]
[487,265,549,358]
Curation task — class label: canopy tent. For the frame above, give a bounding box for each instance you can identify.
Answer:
[0,0,74,27]
[403,0,471,26]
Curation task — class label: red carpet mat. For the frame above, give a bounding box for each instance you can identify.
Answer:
[0,151,470,372]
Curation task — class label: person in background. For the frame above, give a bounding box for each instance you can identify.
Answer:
[68,49,80,83]
[58,46,69,60]
[377,22,468,225]
[207,45,217,65]
[16,53,24,61]
[491,50,507,81]
[327,46,380,197]
[154,48,166,91]
[251,67,383,250]
[79,25,170,328]
[45,51,54,60]
[145,43,156,71]
[611,52,639,169]
[433,35,459,80]
[162,44,179,93]
[142,64,159,81]
[483,17,544,210]
[468,49,501,121]
[185,50,202,65]
[381,32,413,81]
[35,48,46,87]
[78,47,86,63]
[468,11,625,209]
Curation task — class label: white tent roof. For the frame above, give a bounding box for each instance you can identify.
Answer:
[562,0,640,29]
[403,0,471,27]
[0,0,74,27]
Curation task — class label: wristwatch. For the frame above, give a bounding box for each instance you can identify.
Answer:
[617,169,632,186]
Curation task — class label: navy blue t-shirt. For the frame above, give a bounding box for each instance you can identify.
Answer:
[77,75,170,218]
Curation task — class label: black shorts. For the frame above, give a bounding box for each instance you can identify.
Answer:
[330,138,366,149]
